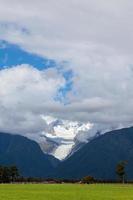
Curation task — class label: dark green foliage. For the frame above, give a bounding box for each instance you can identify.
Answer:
[0,165,19,183]
[116,161,127,183]
[0,166,10,183]
[9,165,19,182]
[82,176,95,184]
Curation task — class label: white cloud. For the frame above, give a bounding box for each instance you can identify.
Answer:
[0,0,133,138]
[0,65,66,135]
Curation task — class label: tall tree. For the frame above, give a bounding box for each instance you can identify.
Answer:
[9,166,19,182]
[0,166,4,183]
[116,161,127,183]
[0,165,19,183]
[2,167,10,183]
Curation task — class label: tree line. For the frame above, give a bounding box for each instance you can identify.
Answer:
[0,161,128,184]
[0,165,19,183]
[82,161,128,184]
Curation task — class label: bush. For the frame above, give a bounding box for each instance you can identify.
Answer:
[82,176,95,184]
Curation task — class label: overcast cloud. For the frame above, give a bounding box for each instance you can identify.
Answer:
[0,0,133,138]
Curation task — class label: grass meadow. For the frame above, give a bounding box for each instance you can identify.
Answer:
[0,184,133,200]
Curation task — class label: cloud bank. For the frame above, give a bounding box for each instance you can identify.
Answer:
[0,0,133,139]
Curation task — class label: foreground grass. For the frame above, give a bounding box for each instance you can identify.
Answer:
[0,184,133,200]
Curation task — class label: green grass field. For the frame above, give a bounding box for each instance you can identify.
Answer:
[0,184,133,200]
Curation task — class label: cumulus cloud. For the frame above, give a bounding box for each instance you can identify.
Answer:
[0,65,66,135]
[0,0,133,138]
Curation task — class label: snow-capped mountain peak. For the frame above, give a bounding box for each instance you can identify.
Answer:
[39,115,93,160]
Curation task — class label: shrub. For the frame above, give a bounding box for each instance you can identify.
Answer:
[82,176,95,184]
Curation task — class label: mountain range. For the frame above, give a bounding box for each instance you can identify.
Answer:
[0,132,59,177]
[1,126,133,179]
[55,127,133,180]
[34,116,93,160]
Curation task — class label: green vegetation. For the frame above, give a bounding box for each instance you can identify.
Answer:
[0,166,19,183]
[82,176,95,184]
[0,184,133,200]
[116,161,128,183]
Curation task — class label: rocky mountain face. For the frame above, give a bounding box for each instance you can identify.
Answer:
[37,116,93,160]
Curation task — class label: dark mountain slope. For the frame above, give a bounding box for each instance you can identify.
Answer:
[0,132,59,177]
[55,127,133,180]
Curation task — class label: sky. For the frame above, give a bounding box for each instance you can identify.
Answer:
[0,0,133,138]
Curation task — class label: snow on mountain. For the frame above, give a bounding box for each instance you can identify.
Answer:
[22,115,123,160]
[25,115,121,160]
[37,115,93,160]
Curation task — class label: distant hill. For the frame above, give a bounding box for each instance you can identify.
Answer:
[55,127,133,180]
[0,132,59,177]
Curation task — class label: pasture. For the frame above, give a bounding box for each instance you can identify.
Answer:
[0,184,133,200]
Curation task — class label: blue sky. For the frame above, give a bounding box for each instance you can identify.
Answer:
[0,0,133,137]
[0,40,73,102]
[0,40,55,70]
